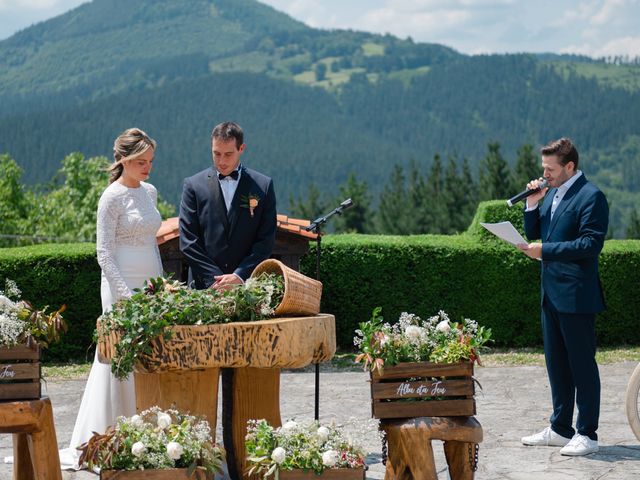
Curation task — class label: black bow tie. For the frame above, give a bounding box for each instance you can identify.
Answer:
[218,170,239,181]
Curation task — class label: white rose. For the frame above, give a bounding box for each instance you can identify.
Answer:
[131,441,146,457]
[436,320,451,333]
[322,449,338,467]
[271,447,286,464]
[282,420,297,431]
[166,441,184,460]
[405,325,422,340]
[317,426,330,442]
[157,412,172,429]
[130,415,144,428]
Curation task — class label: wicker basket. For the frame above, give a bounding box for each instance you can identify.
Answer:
[251,259,322,316]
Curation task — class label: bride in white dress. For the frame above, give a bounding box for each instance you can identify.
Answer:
[59,127,164,470]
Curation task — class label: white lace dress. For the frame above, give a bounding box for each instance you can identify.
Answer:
[59,181,163,470]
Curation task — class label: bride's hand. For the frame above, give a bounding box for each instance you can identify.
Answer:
[211,274,243,291]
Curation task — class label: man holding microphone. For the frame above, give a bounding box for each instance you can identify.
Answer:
[518,138,609,456]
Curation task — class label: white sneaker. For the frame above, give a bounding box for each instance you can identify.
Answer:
[559,434,599,456]
[521,427,571,446]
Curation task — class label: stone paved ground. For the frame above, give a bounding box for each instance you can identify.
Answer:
[2,362,640,479]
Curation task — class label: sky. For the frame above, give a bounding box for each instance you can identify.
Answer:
[0,0,638,58]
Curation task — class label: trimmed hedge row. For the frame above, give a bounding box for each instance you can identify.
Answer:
[1,201,639,360]
[0,243,101,361]
[300,201,640,350]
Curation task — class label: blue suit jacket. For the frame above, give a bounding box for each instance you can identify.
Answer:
[178,165,277,289]
[523,174,608,314]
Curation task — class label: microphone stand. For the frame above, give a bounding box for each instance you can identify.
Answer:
[305,198,353,420]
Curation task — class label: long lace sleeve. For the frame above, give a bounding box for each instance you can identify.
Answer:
[96,191,132,300]
[145,183,165,277]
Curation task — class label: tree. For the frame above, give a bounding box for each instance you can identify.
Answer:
[443,155,469,233]
[479,142,513,201]
[332,173,372,233]
[376,164,412,234]
[288,183,327,222]
[459,158,479,231]
[512,144,540,195]
[315,63,327,82]
[627,208,640,239]
[0,154,31,243]
[424,155,449,233]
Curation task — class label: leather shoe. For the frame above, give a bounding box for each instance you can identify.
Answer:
[559,434,599,456]
[521,427,571,446]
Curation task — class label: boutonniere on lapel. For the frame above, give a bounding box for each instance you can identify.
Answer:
[241,193,260,217]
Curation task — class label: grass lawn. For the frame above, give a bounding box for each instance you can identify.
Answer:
[43,346,640,379]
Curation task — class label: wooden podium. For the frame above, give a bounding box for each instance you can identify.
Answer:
[99,314,336,480]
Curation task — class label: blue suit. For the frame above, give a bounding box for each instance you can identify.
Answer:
[524,173,608,441]
[179,165,277,289]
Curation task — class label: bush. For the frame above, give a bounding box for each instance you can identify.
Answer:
[0,243,101,361]
[2,201,639,360]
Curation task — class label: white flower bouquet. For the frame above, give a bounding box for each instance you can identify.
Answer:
[245,419,366,478]
[354,308,492,373]
[78,406,225,476]
[0,278,66,348]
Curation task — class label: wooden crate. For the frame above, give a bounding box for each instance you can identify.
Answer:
[370,361,475,419]
[0,343,41,401]
[101,468,213,479]
[279,468,366,479]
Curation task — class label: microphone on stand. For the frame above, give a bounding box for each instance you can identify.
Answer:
[506,179,549,207]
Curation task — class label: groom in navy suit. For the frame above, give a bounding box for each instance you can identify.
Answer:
[179,121,277,290]
[518,138,608,456]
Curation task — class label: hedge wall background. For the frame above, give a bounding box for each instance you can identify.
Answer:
[1,201,639,361]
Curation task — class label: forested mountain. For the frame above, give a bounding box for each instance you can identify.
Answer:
[1,0,639,236]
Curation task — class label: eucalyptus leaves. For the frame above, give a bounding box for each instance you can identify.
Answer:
[98,273,284,379]
[354,308,492,373]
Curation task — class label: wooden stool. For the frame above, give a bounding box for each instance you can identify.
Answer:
[382,416,482,480]
[0,397,62,480]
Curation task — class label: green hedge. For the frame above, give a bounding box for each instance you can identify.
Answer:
[0,243,101,361]
[2,201,639,360]
[301,201,640,350]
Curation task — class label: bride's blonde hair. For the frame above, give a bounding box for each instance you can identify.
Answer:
[109,128,157,184]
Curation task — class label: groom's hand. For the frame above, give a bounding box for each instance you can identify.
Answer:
[211,273,243,291]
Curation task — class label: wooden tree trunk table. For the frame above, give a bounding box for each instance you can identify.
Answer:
[98,314,336,480]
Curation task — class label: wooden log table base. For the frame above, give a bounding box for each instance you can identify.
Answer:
[0,397,62,480]
[99,315,337,480]
[381,416,483,480]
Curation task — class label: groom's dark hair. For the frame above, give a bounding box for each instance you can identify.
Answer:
[211,121,244,149]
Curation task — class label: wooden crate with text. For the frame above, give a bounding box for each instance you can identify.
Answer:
[0,343,41,401]
[370,361,475,419]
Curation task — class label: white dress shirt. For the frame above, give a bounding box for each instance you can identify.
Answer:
[526,170,583,219]
[217,166,242,211]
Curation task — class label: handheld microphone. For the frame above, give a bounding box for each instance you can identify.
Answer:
[506,179,549,207]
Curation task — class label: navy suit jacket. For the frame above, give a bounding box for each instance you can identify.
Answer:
[523,174,608,314]
[179,165,277,289]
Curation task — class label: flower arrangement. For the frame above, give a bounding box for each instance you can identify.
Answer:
[98,273,284,379]
[0,278,67,348]
[245,419,366,478]
[78,406,225,476]
[354,308,492,373]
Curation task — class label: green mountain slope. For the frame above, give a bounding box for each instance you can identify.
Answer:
[0,0,639,236]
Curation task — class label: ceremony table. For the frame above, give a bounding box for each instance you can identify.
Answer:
[98,314,336,480]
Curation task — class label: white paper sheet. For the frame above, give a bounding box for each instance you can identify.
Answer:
[480,221,527,246]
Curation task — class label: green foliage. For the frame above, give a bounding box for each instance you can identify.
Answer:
[0,153,175,246]
[627,209,640,239]
[0,243,100,361]
[466,200,526,242]
[99,274,284,379]
[512,144,540,191]
[332,173,372,233]
[479,142,514,201]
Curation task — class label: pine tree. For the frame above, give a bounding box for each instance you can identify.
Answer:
[332,173,372,233]
[479,142,513,201]
[377,164,413,234]
[288,184,327,222]
[442,155,467,233]
[512,144,540,195]
[424,154,449,233]
[460,158,479,231]
[627,208,640,239]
